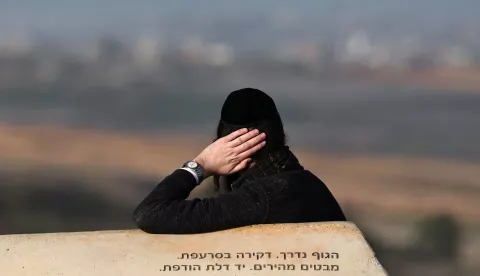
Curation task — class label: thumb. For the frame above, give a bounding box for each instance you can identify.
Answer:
[230,158,252,174]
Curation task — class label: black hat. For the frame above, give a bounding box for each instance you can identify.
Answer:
[221,88,281,125]
[218,88,285,154]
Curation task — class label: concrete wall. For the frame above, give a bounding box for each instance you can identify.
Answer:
[0,222,388,276]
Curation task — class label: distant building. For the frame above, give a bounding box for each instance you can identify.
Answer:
[407,52,437,70]
[0,33,33,58]
[180,37,234,67]
[275,42,320,66]
[180,36,206,64]
[132,35,162,69]
[96,36,127,65]
[439,46,473,68]
[206,43,234,67]
[342,30,373,64]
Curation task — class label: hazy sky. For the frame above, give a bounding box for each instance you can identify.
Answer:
[1,0,479,41]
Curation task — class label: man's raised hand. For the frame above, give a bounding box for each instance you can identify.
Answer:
[194,128,266,178]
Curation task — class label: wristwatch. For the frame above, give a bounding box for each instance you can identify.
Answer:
[182,160,205,184]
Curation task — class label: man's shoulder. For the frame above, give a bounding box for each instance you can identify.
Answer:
[276,169,318,178]
[262,169,322,184]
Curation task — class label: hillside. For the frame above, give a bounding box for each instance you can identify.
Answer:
[1,123,479,222]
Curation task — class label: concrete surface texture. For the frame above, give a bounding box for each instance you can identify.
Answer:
[0,222,388,276]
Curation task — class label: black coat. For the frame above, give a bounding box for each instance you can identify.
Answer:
[133,148,346,234]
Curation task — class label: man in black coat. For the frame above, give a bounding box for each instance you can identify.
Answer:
[133,88,346,234]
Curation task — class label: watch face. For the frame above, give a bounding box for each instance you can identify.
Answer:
[187,161,198,168]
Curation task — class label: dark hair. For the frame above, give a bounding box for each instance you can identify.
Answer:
[212,118,287,191]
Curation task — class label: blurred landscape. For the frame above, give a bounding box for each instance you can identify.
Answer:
[1,1,480,275]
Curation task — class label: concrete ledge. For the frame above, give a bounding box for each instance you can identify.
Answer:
[0,222,388,276]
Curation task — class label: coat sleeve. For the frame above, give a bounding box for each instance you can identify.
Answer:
[132,169,269,234]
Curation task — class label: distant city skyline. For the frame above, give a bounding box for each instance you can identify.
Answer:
[1,0,480,84]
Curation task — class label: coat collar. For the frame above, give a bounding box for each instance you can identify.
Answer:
[230,146,303,190]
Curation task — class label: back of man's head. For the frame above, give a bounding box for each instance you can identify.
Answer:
[217,88,286,159]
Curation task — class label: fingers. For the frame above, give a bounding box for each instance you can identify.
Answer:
[230,158,252,174]
[232,131,266,153]
[237,140,266,160]
[228,129,263,147]
[222,128,249,142]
